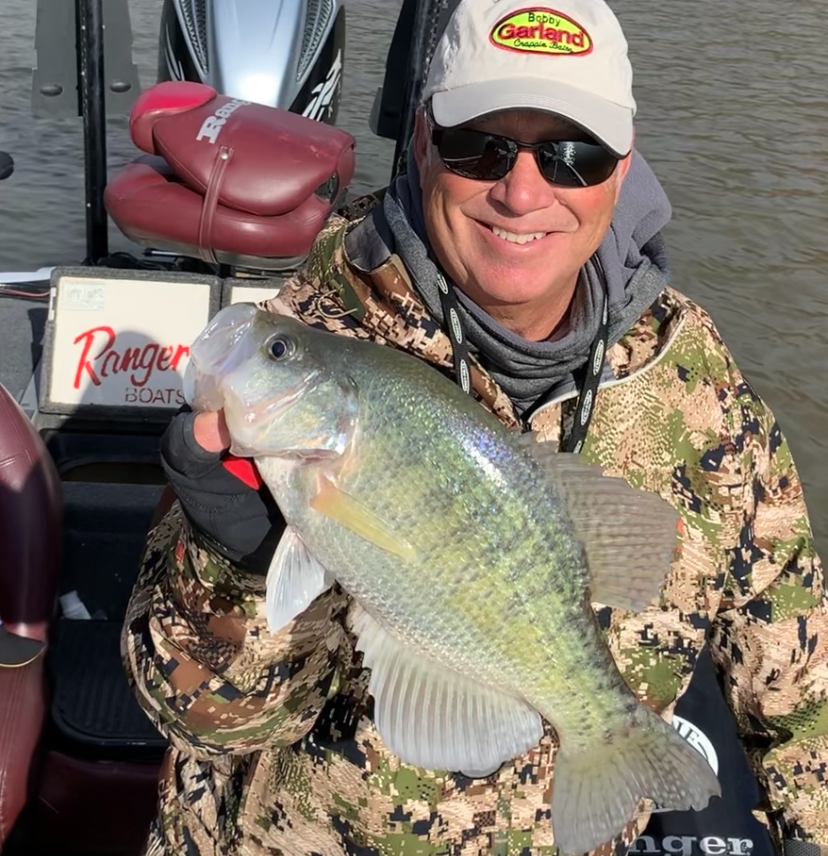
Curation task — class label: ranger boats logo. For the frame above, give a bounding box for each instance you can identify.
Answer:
[490,8,593,55]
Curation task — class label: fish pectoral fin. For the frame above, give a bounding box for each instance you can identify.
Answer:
[265,526,334,633]
[516,433,682,613]
[351,605,543,776]
[310,474,417,562]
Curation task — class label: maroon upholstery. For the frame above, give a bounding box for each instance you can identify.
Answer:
[21,751,161,855]
[0,383,63,847]
[0,658,47,845]
[0,383,62,637]
[104,81,356,268]
[106,155,342,265]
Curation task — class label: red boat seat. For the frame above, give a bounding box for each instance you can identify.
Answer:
[0,383,63,847]
[104,81,356,270]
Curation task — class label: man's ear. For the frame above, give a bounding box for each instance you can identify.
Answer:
[413,107,431,171]
[613,128,636,202]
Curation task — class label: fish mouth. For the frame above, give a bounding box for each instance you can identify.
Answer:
[223,368,355,461]
[232,373,313,428]
[223,376,311,453]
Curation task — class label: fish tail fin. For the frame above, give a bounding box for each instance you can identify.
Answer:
[550,707,721,854]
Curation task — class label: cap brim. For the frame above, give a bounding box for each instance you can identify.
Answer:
[430,78,633,157]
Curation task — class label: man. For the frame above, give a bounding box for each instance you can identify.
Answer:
[122,0,828,853]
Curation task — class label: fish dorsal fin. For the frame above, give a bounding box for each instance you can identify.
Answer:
[310,474,417,561]
[265,526,334,633]
[351,605,543,777]
[515,433,681,612]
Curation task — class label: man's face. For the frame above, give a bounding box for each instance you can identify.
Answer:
[414,108,632,331]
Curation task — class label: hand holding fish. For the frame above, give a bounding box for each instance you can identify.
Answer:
[192,410,231,453]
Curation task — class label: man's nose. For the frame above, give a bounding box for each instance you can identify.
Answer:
[488,149,558,215]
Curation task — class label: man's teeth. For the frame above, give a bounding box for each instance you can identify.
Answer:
[491,225,547,244]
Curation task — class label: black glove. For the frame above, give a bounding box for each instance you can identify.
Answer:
[160,407,285,575]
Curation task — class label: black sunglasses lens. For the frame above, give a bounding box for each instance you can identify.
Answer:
[434,128,512,180]
[434,126,619,188]
[538,141,619,187]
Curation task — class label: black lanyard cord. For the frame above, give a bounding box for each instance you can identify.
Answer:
[557,289,607,453]
[436,274,474,396]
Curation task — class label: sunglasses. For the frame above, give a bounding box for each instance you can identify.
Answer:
[430,126,621,188]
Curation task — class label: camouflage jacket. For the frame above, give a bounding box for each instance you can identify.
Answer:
[123,199,828,856]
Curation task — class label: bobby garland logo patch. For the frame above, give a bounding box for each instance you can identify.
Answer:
[489,8,593,55]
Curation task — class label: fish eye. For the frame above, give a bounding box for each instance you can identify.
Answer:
[268,335,296,361]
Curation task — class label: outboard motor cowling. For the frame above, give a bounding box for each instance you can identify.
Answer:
[158,0,345,123]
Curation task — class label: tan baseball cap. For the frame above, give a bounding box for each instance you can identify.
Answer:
[421,0,636,156]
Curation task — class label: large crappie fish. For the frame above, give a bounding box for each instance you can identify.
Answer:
[184,303,721,853]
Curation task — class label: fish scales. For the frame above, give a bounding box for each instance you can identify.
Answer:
[186,305,722,853]
[263,335,633,738]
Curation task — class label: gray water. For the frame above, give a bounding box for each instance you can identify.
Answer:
[2,0,827,553]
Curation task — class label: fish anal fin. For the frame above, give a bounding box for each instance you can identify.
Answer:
[350,606,543,776]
